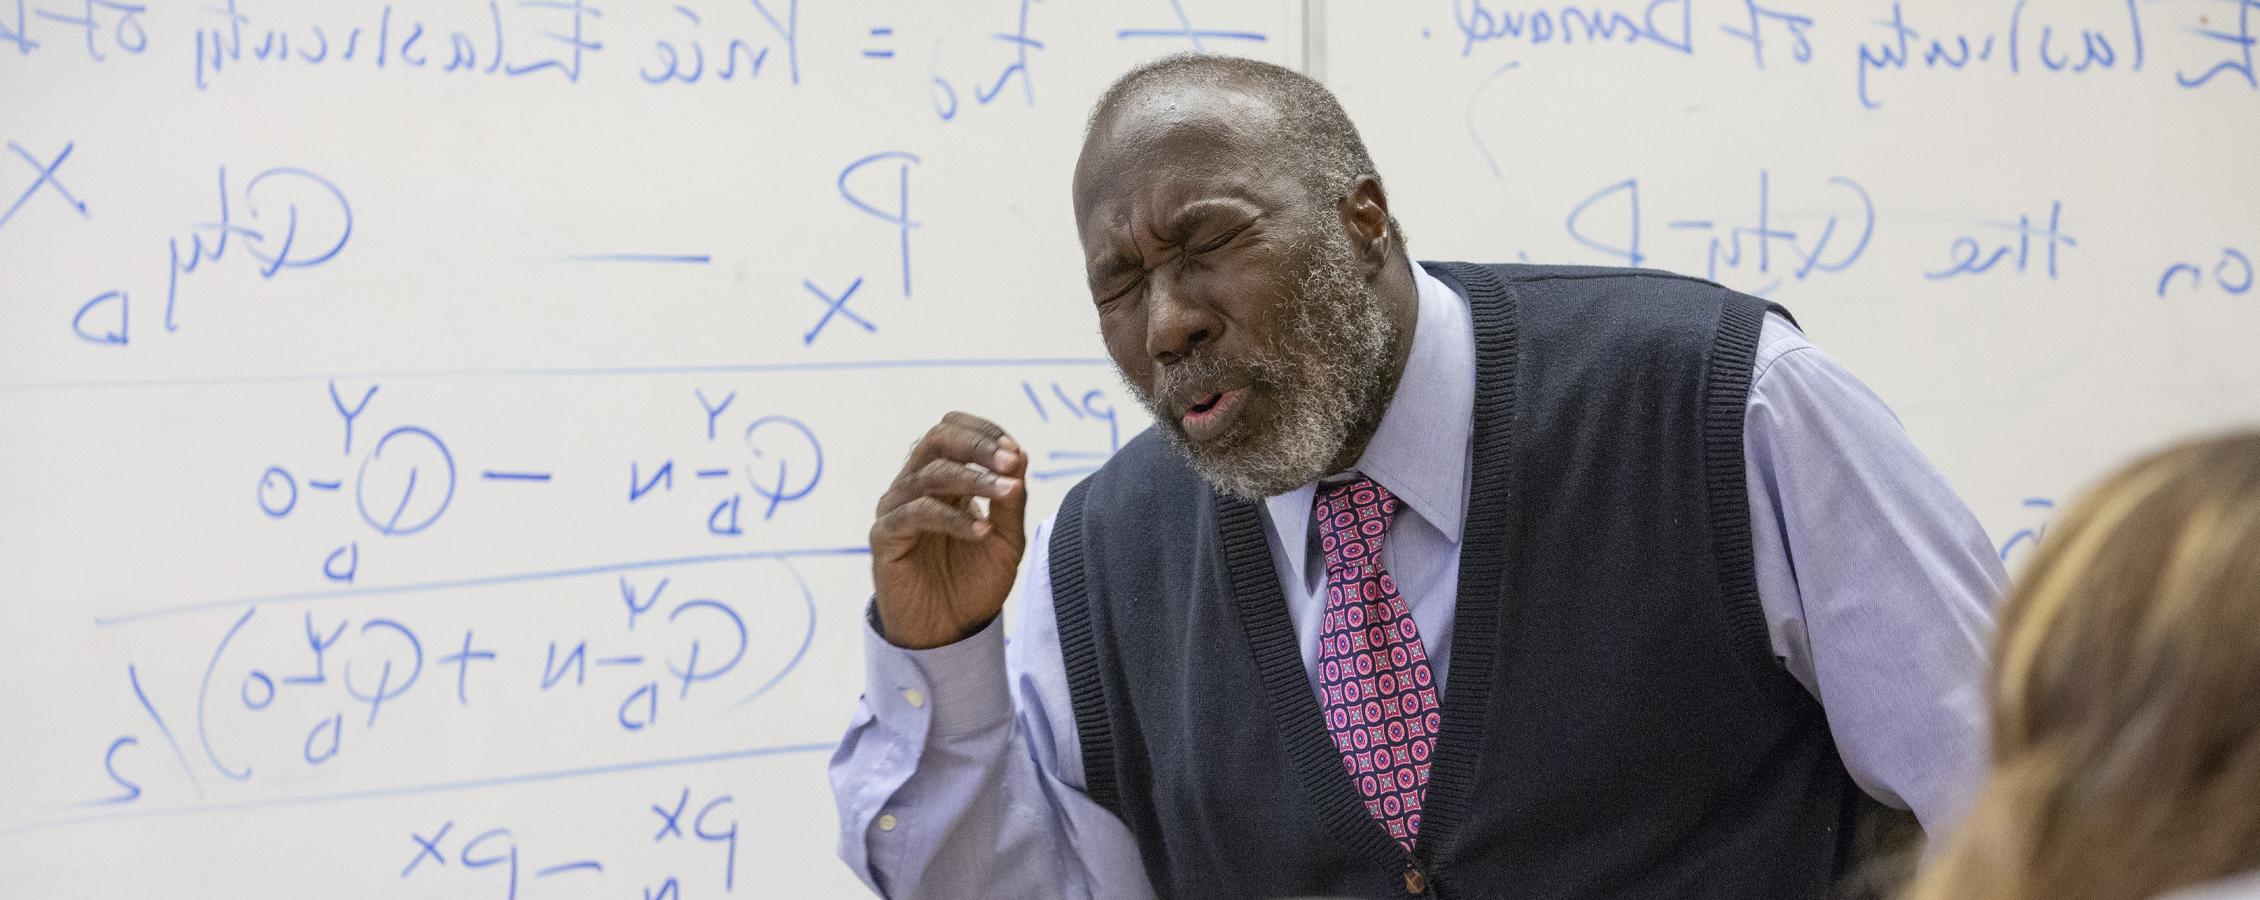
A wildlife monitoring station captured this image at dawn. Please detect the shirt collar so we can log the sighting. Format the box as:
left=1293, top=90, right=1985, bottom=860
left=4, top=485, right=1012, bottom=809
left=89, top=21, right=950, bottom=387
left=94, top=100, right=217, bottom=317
left=1263, top=262, right=1476, bottom=585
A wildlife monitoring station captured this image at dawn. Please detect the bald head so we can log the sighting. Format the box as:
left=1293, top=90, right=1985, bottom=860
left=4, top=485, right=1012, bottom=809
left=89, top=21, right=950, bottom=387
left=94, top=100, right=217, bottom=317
left=1075, top=53, right=1404, bottom=248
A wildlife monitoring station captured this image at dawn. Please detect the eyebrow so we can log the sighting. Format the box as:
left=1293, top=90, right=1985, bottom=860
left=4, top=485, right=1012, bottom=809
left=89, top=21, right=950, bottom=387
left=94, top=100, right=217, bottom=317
left=1165, top=198, right=1262, bottom=239
left=1089, top=249, right=1146, bottom=290
left=1088, top=198, right=1265, bottom=288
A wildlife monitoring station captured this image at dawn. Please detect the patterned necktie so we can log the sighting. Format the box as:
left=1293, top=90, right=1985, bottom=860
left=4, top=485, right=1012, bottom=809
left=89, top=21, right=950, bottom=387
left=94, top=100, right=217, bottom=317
left=1313, top=475, right=1440, bottom=853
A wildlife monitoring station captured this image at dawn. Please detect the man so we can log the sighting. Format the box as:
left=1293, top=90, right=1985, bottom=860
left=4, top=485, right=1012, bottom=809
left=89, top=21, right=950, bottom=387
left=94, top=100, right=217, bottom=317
left=831, top=54, right=2003, bottom=899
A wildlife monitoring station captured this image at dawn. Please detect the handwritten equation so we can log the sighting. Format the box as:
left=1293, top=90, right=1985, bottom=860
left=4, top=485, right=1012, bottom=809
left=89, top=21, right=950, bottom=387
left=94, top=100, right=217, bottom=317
left=1438, top=0, right=2258, bottom=103
left=243, top=381, right=824, bottom=583
left=91, top=566, right=811, bottom=804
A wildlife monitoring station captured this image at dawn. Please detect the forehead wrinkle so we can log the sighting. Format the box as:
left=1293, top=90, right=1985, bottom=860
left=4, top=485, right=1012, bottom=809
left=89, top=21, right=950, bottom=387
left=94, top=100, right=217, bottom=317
left=1085, top=134, right=1289, bottom=239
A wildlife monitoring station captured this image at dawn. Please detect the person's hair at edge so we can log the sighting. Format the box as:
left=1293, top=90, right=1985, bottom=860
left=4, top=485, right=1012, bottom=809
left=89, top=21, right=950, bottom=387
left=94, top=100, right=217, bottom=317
left=1905, top=429, right=2260, bottom=900
left=1084, top=52, right=1407, bottom=249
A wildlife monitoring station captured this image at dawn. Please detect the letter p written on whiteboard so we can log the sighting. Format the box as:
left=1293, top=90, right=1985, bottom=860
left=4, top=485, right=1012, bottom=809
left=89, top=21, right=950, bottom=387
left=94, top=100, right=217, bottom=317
left=70, top=164, right=352, bottom=349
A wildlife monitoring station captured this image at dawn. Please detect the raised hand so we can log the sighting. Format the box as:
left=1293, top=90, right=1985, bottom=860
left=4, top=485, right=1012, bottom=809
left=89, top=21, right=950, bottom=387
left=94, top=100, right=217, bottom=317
left=868, top=412, right=1030, bottom=649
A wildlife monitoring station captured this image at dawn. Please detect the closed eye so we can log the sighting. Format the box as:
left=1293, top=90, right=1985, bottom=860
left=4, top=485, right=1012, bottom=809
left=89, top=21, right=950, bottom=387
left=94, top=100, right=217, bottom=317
left=1187, top=222, right=1251, bottom=257
left=1095, top=276, right=1142, bottom=309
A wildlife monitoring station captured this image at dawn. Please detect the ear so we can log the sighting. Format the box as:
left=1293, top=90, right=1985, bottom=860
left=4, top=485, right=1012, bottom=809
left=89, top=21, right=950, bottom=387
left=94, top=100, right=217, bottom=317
left=1338, top=175, right=1394, bottom=278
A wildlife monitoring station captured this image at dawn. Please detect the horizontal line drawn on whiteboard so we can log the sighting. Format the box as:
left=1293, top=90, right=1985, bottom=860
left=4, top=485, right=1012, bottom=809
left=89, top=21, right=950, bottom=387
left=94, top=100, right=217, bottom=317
left=539, top=253, right=713, bottom=264
left=93, top=545, right=872, bottom=628
left=0, top=356, right=1117, bottom=393
left=535, top=861, right=606, bottom=878
left=1113, top=0, right=1266, bottom=51
left=0, top=741, right=836, bottom=840
left=1115, top=28, right=1267, bottom=41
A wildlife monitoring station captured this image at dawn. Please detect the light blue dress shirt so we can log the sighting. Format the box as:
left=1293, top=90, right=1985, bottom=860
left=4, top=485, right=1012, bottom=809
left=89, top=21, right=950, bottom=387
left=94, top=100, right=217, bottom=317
left=830, top=264, right=2008, bottom=900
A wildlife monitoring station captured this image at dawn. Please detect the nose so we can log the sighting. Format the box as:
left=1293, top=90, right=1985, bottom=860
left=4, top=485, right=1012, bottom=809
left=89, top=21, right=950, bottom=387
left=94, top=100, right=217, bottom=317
left=1144, top=269, right=1217, bottom=367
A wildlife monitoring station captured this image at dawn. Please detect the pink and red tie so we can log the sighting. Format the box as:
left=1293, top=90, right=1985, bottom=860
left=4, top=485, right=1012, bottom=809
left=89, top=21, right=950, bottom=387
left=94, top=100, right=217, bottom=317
left=1314, top=476, right=1440, bottom=853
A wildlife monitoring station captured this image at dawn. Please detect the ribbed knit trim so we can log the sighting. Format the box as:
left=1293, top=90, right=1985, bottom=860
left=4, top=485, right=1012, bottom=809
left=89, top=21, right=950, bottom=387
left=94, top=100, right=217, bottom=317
left=1701, top=296, right=1776, bottom=667
left=1216, top=492, right=1410, bottom=868
left=1050, top=479, right=1123, bottom=817
left=1412, top=263, right=1520, bottom=896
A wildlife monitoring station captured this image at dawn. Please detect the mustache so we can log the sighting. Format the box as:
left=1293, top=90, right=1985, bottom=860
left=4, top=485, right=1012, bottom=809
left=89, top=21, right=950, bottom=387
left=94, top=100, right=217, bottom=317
left=1150, top=350, right=1272, bottom=412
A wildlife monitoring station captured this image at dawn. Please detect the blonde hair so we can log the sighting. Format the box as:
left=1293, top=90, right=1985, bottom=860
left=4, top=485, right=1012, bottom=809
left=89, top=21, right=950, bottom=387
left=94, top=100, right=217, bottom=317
left=1907, top=430, right=2260, bottom=900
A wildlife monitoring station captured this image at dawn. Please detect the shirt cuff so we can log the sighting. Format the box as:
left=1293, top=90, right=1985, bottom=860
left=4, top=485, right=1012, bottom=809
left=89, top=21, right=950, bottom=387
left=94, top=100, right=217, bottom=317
left=862, top=609, right=1014, bottom=740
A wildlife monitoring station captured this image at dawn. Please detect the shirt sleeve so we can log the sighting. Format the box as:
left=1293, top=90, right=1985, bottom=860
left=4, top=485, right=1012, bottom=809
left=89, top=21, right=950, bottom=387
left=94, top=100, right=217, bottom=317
left=828, top=514, right=1156, bottom=899
left=1743, top=314, right=2006, bottom=838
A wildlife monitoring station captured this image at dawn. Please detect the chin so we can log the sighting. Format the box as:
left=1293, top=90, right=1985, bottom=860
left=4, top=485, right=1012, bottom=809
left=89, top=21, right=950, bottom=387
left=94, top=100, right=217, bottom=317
left=1176, top=421, right=1335, bottom=501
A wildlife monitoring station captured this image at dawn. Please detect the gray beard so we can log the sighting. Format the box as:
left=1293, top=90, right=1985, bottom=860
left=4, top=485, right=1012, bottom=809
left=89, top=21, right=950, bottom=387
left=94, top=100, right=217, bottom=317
left=1123, top=218, right=1402, bottom=500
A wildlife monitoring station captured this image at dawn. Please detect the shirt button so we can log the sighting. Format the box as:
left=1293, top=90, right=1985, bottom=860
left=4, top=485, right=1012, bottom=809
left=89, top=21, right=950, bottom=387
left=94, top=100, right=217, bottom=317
left=903, top=688, right=926, bottom=708
left=1402, top=866, right=1427, bottom=895
left=878, top=814, right=898, bottom=832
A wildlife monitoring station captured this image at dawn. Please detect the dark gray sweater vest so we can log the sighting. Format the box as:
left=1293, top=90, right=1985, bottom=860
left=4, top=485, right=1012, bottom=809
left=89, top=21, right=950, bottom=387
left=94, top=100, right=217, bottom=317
left=1047, top=262, right=1862, bottom=899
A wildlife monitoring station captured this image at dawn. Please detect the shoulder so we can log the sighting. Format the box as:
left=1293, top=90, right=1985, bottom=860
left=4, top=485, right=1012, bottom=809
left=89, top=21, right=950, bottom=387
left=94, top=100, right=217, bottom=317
left=1429, top=262, right=1770, bottom=383
left=1753, top=312, right=1813, bottom=383
left=1424, top=261, right=1756, bottom=340
left=1745, top=315, right=1895, bottom=417
left=1421, top=260, right=1729, bottom=296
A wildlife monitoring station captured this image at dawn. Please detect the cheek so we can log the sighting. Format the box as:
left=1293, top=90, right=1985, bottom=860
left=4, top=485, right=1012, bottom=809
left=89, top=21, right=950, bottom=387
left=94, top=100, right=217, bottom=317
left=1207, top=253, right=1305, bottom=338
left=1097, top=313, right=1153, bottom=387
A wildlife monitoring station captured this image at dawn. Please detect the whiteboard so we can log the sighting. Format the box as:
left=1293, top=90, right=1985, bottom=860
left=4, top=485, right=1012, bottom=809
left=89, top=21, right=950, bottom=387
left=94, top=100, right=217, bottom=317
left=2, top=0, right=2256, bottom=897
left=0, top=1, right=1288, bottom=896
left=1315, top=0, right=2260, bottom=573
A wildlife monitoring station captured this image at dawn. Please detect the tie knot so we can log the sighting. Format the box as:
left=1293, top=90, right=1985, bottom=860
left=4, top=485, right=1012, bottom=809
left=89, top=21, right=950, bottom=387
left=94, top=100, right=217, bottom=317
left=1314, top=475, right=1399, bottom=575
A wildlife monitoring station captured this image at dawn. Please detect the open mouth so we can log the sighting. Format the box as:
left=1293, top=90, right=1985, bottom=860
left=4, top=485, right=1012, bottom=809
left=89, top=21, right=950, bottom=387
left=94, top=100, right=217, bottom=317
left=1179, top=387, right=1247, bottom=443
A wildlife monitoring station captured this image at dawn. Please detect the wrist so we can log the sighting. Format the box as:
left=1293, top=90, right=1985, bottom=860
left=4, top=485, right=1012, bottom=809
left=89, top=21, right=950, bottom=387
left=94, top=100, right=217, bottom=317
left=870, top=595, right=993, bottom=650
left=859, top=613, right=1014, bottom=739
